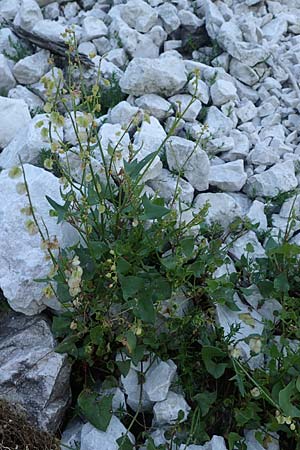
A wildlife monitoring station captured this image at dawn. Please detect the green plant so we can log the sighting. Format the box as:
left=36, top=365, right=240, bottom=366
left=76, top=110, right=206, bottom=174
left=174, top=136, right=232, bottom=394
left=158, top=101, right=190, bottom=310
left=3, top=35, right=32, bottom=62
left=16, top=31, right=300, bottom=450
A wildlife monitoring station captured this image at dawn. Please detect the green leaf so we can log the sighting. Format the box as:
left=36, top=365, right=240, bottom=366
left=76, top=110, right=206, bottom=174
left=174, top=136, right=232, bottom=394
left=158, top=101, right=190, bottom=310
left=193, top=391, right=216, bottom=417
left=46, top=195, right=70, bottom=224
left=125, top=330, right=136, bottom=354
left=135, top=294, right=155, bottom=324
left=116, top=360, right=131, bottom=377
left=78, top=390, right=113, bottom=431
left=55, top=335, right=79, bottom=358
left=279, top=380, right=300, bottom=418
left=52, top=315, right=72, bottom=337
left=123, top=152, right=156, bottom=181
left=201, top=346, right=228, bottom=379
left=117, top=435, right=134, bottom=450
left=140, top=195, right=170, bottom=220
left=274, top=273, right=290, bottom=293
left=181, top=238, right=195, bottom=258
left=90, top=325, right=105, bottom=345
left=117, top=257, right=131, bottom=275
left=119, top=275, right=144, bottom=300
left=228, top=432, right=243, bottom=450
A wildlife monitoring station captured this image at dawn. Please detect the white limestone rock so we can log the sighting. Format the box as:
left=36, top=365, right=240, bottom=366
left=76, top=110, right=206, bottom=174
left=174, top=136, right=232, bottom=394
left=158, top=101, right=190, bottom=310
left=108, top=101, right=139, bottom=127
left=13, top=50, right=50, bottom=85
left=216, top=293, right=264, bottom=369
left=0, top=55, right=16, bottom=95
left=224, top=130, right=250, bottom=161
left=153, top=391, right=191, bottom=425
left=244, top=430, right=279, bottom=450
left=157, top=3, right=181, bottom=34
left=0, top=114, right=63, bottom=168
left=0, top=0, right=21, bottom=21
left=135, top=94, right=172, bottom=120
left=148, top=169, right=194, bottom=205
left=229, top=231, right=266, bottom=261
left=194, top=193, right=242, bottom=229
left=280, top=195, right=300, bottom=219
left=8, top=85, right=44, bottom=111
left=210, top=79, right=237, bottom=106
left=230, top=58, right=259, bottom=87
left=96, top=123, right=130, bottom=173
left=13, top=0, right=43, bottom=32
left=204, top=0, right=225, bottom=40
left=133, top=116, right=165, bottom=181
left=119, top=56, right=187, bottom=97
left=32, top=20, right=67, bottom=42
left=178, top=9, right=203, bottom=32
left=0, top=164, right=77, bottom=315
left=188, top=78, right=210, bottom=104
left=247, top=200, right=268, bottom=231
left=247, top=143, right=279, bottom=167
left=144, top=359, right=177, bottom=402
left=0, top=28, right=20, bottom=56
left=236, top=100, right=257, bottom=123
left=0, top=97, right=31, bottom=149
left=0, top=312, right=71, bottom=432
left=209, top=160, right=247, bottom=192
left=169, top=94, right=202, bottom=122
left=82, top=16, right=108, bottom=41
left=80, top=416, right=135, bottom=450
left=205, top=106, right=233, bottom=137
left=217, top=20, right=269, bottom=67
left=121, top=0, right=158, bottom=33
left=60, top=418, right=83, bottom=450
left=166, top=136, right=210, bottom=191
left=245, top=161, right=298, bottom=198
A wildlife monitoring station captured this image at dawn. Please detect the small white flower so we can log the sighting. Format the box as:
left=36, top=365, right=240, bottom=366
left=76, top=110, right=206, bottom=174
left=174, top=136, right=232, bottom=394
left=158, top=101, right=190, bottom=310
left=249, top=338, right=262, bottom=354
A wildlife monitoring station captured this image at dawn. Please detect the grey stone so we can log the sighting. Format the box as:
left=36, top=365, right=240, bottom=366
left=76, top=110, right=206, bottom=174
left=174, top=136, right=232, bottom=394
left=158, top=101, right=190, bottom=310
left=194, top=192, right=242, bottom=229
left=135, top=94, right=172, bottom=120
left=230, top=58, right=259, bottom=86
left=188, top=78, right=210, bottom=104
left=209, top=160, right=247, bottom=192
left=121, top=0, right=158, bottom=33
left=205, top=106, right=233, bottom=137
left=0, top=96, right=31, bottom=149
left=0, top=312, right=71, bottom=432
left=210, top=79, right=237, bottom=106
left=14, top=0, right=43, bottom=32
left=144, top=359, right=177, bottom=402
left=80, top=416, right=135, bottom=450
left=247, top=200, right=268, bottom=231
left=13, top=50, right=50, bottom=85
left=119, top=56, right=187, bottom=97
left=169, top=94, right=202, bottom=122
left=157, top=3, right=181, bottom=34
left=153, top=391, right=191, bottom=425
left=82, top=16, right=108, bottom=41
left=166, top=136, right=210, bottom=191
left=0, top=164, right=77, bottom=315
left=245, top=161, right=298, bottom=198
left=0, top=55, right=16, bottom=95
left=148, top=169, right=194, bottom=205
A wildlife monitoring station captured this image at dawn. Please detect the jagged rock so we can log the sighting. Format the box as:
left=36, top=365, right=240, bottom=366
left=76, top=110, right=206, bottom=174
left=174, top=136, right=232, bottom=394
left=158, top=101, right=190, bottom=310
left=119, top=56, right=187, bottom=96
left=148, top=169, right=194, bottom=205
left=135, top=94, right=172, bottom=120
left=246, top=200, right=268, bottom=231
left=8, top=85, right=44, bottom=111
left=0, top=114, right=63, bottom=168
left=0, top=312, right=71, bottom=432
left=229, top=230, right=266, bottom=260
left=166, top=136, right=210, bottom=191
left=245, top=161, right=298, bottom=198
left=209, top=160, right=247, bottom=192
left=121, top=0, right=158, bottom=33
left=216, top=293, right=264, bottom=369
left=205, top=106, right=233, bottom=137
left=178, top=9, right=203, bottom=32
left=194, top=192, right=242, bottom=229
left=13, top=50, right=50, bottom=85
left=157, top=3, right=181, bottom=34
left=0, top=54, right=16, bottom=95
left=96, top=123, right=130, bottom=173
left=247, top=143, right=280, bottom=166
left=169, top=94, right=202, bottom=121
left=0, top=97, right=31, bottom=149
left=13, top=0, right=43, bottom=32
left=61, top=418, right=83, bottom=450
left=81, top=17, right=108, bottom=41
left=144, top=359, right=177, bottom=402
left=230, top=58, right=259, bottom=86
left=244, top=430, right=279, bottom=450
left=133, top=116, right=164, bottom=181
left=32, top=19, right=67, bottom=42
left=0, top=164, right=77, bottom=315
left=188, top=78, right=210, bottom=104
left=153, top=391, right=191, bottom=425
left=108, top=101, right=139, bottom=127
left=210, top=79, right=237, bottom=106
left=80, top=416, right=135, bottom=450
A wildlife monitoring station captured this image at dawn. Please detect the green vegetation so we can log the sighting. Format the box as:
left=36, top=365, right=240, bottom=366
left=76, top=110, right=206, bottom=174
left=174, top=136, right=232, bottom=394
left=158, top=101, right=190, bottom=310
left=15, top=31, right=300, bottom=449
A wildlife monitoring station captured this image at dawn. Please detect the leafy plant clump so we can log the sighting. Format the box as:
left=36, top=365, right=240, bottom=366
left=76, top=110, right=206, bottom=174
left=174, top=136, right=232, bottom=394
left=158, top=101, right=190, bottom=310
left=15, top=30, right=300, bottom=450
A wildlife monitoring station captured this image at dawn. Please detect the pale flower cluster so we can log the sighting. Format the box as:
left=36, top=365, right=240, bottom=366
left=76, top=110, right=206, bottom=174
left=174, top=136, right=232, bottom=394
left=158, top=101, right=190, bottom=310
left=65, top=255, right=83, bottom=297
